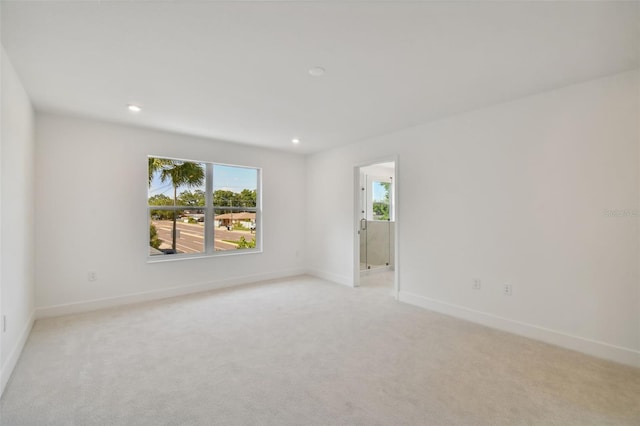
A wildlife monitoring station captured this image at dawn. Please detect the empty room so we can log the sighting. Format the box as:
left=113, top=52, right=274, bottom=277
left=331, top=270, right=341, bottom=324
left=1, top=1, right=639, bottom=425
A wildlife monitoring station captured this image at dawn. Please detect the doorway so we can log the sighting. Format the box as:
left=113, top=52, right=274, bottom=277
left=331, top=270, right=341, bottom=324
left=355, top=160, right=397, bottom=294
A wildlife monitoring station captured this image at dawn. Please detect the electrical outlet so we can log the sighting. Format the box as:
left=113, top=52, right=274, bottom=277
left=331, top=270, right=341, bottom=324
left=88, top=271, right=97, bottom=281
left=472, top=279, right=481, bottom=290
left=503, top=284, right=512, bottom=296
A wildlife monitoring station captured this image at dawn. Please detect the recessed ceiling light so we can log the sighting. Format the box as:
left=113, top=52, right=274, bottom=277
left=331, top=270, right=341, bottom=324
left=308, top=67, right=325, bottom=77
left=127, top=104, right=142, bottom=113
left=292, top=138, right=301, bottom=144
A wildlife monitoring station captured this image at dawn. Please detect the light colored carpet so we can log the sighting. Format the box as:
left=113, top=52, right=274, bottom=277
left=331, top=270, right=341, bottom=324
left=1, top=274, right=639, bottom=425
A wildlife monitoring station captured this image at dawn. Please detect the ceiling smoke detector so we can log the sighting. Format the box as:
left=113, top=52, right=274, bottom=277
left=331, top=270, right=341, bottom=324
left=308, top=67, right=325, bottom=77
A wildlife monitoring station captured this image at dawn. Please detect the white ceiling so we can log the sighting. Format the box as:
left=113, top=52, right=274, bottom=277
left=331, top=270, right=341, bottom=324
left=2, top=1, right=639, bottom=154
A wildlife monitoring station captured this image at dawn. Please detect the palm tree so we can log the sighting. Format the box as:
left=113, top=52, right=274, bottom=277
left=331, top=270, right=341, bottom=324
left=148, top=157, right=170, bottom=186
left=150, top=158, right=205, bottom=252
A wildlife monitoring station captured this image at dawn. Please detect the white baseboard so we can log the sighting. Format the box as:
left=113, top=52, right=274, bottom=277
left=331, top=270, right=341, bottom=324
left=398, top=291, right=640, bottom=369
left=0, top=310, right=35, bottom=397
left=35, top=268, right=306, bottom=319
left=306, top=268, right=354, bottom=287
left=360, top=266, right=393, bottom=277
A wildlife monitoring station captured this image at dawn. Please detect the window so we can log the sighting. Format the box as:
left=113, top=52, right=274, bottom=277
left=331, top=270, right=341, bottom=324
left=148, top=156, right=260, bottom=259
left=364, top=175, right=393, bottom=222
left=371, top=180, right=392, bottom=221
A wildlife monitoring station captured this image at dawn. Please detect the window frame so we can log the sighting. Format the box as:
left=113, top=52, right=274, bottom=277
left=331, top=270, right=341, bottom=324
left=147, top=156, right=262, bottom=262
left=367, top=175, right=394, bottom=222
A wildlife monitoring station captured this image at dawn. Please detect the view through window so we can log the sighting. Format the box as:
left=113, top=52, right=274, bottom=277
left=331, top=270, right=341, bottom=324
left=372, top=180, right=391, bottom=221
left=148, top=156, right=260, bottom=258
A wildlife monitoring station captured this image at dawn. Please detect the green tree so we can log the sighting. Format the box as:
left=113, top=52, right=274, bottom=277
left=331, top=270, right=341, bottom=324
left=213, top=190, right=239, bottom=214
left=213, top=190, right=238, bottom=206
left=148, top=157, right=173, bottom=186
left=149, top=194, right=173, bottom=205
left=372, top=182, right=391, bottom=220
left=154, top=159, right=205, bottom=252
left=237, top=236, right=256, bottom=249
left=148, top=194, right=174, bottom=220
left=372, top=202, right=389, bottom=220
left=381, top=182, right=391, bottom=202
left=178, top=189, right=205, bottom=208
left=149, top=224, right=162, bottom=249
left=238, top=189, right=257, bottom=207
left=213, top=189, right=256, bottom=215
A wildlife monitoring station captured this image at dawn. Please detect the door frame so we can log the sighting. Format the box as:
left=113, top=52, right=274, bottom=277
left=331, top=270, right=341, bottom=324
left=353, top=156, right=399, bottom=298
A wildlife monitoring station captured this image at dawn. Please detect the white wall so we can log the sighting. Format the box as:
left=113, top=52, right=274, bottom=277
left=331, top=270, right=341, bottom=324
left=306, top=70, right=640, bottom=367
left=35, top=113, right=306, bottom=316
left=0, top=48, right=36, bottom=394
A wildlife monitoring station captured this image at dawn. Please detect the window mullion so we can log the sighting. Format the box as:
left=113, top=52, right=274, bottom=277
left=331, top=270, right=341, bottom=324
left=204, top=163, right=214, bottom=253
